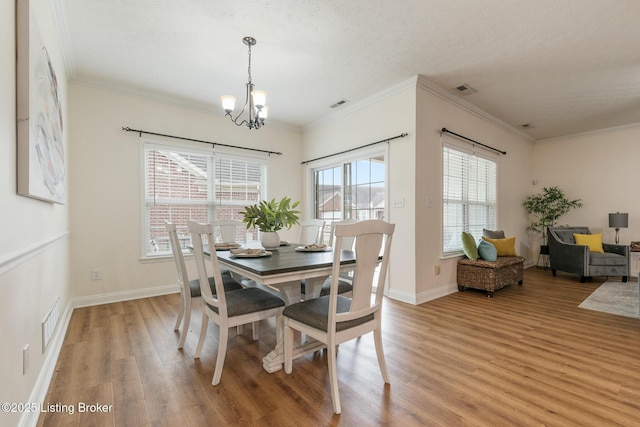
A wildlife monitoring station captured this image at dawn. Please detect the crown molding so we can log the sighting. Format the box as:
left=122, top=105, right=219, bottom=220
left=536, top=121, right=640, bottom=144
left=69, top=78, right=300, bottom=132
left=51, top=0, right=76, bottom=79
left=303, top=76, right=419, bottom=131
left=415, top=75, right=535, bottom=142
left=303, top=75, right=534, bottom=142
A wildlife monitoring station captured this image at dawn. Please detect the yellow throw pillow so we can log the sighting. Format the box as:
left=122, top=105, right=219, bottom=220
left=573, top=233, right=604, bottom=253
left=481, top=236, right=517, bottom=256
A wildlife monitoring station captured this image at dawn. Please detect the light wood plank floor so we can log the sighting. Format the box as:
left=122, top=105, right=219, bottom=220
left=39, top=268, right=640, bottom=426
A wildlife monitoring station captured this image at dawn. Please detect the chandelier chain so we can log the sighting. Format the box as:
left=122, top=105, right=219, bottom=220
left=247, top=42, right=252, bottom=85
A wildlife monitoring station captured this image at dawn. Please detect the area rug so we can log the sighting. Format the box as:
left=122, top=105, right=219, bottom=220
left=579, top=281, right=639, bottom=318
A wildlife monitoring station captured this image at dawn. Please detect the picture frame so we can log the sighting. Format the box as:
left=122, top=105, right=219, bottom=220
left=16, top=0, right=66, bottom=204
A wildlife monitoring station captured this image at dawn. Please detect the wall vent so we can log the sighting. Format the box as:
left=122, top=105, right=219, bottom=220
left=42, top=296, right=60, bottom=352
left=454, top=84, right=477, bottom=95
left=330, top=99, right=348, bottom=108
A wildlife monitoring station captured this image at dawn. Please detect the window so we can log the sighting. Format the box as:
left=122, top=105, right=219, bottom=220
left=311, top=151, right=386, bottom=242
left=143, top=141, right=267, bottom=257
left=442, top=139, right=497, bottom=256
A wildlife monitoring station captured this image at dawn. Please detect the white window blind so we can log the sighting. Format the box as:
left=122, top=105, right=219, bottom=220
left=143, top=142, right=267, bottom=257
left=442, top=139, right=497, bottom=256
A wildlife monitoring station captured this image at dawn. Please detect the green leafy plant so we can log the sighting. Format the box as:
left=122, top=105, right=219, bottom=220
left=522, top=186, right=583, bottom=245
left=241, top=197, right=301, bottom=232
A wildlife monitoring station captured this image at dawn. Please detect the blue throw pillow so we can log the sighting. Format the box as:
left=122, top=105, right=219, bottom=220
left=461, top=231, right=478, bottom=260
left=478, top=240, right=498, bottom=261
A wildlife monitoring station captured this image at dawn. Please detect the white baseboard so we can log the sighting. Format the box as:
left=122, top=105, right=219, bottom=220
left=19, top=284, right=179, bottom=427
left=387, top=283, right=458, bottom=305
left=71, top=283, right=180, bottom=308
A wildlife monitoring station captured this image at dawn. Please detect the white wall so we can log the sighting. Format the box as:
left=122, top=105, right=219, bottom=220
left=532, top=124, right=640, bottom=245
left=0, top=1, right=71, bottom=425
left=415, top=78, right=534, bottom=303
left=302, top=82, right=417, bottom=303
left=68, top=84, right=304, bottom=301
left=303, top=77, right=534, bottom=305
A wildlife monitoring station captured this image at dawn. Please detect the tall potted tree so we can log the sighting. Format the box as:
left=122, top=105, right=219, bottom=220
left=241, top=197, right=300, bottom=249
left=522, top=186, right=583, bottom=253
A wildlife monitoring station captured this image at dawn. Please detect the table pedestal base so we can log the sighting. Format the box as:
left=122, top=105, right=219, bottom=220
left=262, top=338, right=326, bottom=373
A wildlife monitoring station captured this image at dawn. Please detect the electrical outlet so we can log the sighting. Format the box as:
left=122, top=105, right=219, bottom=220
left=434, top=264, right=441, bottom=275
left=91, top=269, right=103, bottom=280
left=23, top=344, right=29, bottom=375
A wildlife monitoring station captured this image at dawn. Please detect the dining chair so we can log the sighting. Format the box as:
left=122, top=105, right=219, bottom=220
left=165, top=221, right=244, bottom=350
left=212, top=219, right=246, bottom=278
left=212, top=219, right=245, bottom=243
left=328, top=218, right=359, bottom=250
left=301, top=218, right=358, bottom=299
left=299, top=218, right=326, bottom=245
left=188, top=220, right=285, bottom=385
left=283, top=219, right=395, bottom=414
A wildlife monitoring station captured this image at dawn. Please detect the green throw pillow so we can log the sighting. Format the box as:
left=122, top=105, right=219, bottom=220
left=478, top=240, right=497, bottom=261
left=461, top=231, right=478, bottom=260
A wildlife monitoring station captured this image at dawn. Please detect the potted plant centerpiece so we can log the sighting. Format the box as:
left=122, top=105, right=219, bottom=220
left=241, top=197, right=301, bottom=249
left=522, top=186, right=583, bottom=254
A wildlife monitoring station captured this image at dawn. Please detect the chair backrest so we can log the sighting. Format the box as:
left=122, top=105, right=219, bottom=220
left=188, top=221, right=227, bottom=317
left=329, top=218, right=359, bottom=249
left=549, top=226, right=591, bottom=245
left=299, top=219, right=325, bottom=245
left=212, top=219, right=245, bottom=243
left=329, top=220, right=395, bottom=325
left=165, top=221, right=189, bottom=289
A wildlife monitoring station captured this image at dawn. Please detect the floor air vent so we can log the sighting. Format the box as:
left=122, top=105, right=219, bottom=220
left=42, top=296, right=60, bottom=352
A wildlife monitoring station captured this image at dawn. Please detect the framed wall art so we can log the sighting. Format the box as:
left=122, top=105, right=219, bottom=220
left=16, top=0, right=66, bottom=204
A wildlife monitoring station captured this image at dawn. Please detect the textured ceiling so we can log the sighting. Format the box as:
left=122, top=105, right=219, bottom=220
left=56, top=0, right=640, bottom=140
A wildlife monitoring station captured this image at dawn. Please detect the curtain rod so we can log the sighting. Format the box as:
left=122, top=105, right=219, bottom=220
left=301, top=133, right=408, bottom=165
left=121, top=126, right=283, bottom=156
left=440, top=128, right=506, bottom=155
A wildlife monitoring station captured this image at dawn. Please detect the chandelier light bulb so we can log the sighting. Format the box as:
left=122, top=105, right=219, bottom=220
left=221, top=95, right=236, bottom=113
left=258, top=106, right=268, bottom=120
left=251, top=90, right=267, bottom=110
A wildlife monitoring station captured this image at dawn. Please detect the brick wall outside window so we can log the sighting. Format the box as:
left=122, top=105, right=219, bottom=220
left=144, top=143, right=266, bottom=256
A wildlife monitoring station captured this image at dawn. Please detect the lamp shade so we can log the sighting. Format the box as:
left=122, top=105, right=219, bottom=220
left=251, top=90, right=267, bottom=109
left=609, top=212, right=628, bottom=228
left=221, top=95, right=236, bottom=113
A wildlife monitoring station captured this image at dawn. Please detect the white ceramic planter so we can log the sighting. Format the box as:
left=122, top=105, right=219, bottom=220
left=261, top=231, right=280, bottom=250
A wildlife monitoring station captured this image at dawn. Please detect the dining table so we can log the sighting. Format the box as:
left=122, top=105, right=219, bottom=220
left=206, top=241, right=357, bottom=373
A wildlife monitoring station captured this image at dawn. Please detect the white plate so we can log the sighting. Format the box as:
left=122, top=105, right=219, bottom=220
left=231, top=250, right=272, bottom=258
left=279, top=240, right=291, bottom=246
left=295, top=246, right=332, bottom=252
left=214, top=243, right=242, bottom=250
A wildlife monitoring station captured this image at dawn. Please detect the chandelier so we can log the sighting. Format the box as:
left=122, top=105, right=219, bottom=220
left=220, top=37, right=268, bottom=130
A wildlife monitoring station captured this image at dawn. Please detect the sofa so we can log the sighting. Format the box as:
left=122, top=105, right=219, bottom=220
left=547, top=226, right=629, bottom=283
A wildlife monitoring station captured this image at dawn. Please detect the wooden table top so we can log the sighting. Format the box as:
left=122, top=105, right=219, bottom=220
left=213, top=243, right=356, bottom=277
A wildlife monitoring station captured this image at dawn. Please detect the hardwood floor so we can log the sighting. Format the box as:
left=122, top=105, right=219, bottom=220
left=39, top=268, right=640, bottom=426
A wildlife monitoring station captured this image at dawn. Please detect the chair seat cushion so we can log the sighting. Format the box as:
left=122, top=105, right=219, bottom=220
left=319, top=278, right=353, bottom=296
left=301, top=277, right=353, bottom=296
left=207, top=287, right=284, bottom=317
left=189, top=275, right=243, bottom=298
left=283, top=295, right=374, bottom=332
left=590, top=252, right=627, bottom=266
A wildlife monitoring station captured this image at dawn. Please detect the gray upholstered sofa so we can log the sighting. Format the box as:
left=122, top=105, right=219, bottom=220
left=547, top=226, right=629, bottom=283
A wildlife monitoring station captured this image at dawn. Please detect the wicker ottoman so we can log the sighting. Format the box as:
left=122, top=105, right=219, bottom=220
left=457, top=256, right=525, bottom=297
